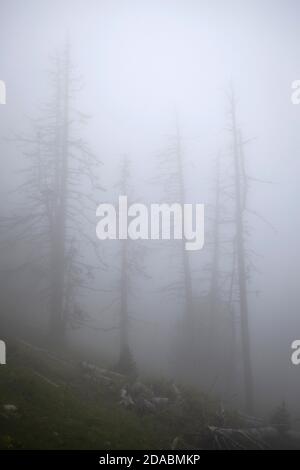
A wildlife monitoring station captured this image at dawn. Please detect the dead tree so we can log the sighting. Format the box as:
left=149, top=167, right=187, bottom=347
left=156, top=118, right=194, bottom=375
left=228, top=89, right=254, bottom=413
left=114, top=156, right=148, bottom=374
left=201, top=152, right=239, bottom=398
left=209, top=88, right=272, bottom=410
left=174, top=123, right=194, bottom=335
left=3, top=43, right=103, bottom=346
left=208, top=154, right=221, bottom=339
left=116, top=157, right=133, bottom=373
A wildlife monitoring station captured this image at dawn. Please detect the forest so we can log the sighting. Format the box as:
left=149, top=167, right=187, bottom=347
left=0, top=0, right=300, bottom=451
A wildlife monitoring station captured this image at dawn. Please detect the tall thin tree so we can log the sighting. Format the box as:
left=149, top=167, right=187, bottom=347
left=228, top=89, right=254, bottom=412
left=3, top=43, right=103, bottom=346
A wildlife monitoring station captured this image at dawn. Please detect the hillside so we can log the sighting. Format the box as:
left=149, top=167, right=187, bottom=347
left=0, top=339, right=298, bottom=450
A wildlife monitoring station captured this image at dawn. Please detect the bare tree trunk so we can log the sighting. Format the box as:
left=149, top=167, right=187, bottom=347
left=118, top=236, right=131, bottom=370
left=230, top=95, right=254, bottom=413
left=6, top=42, right=102, bottom=346
left=116, top=157, right=135, bottom=374
left=175, top=122, right=193, bottom=333
left=49, top=45, right=70, bottom=344
left=209, top=154, right=221, bottom=340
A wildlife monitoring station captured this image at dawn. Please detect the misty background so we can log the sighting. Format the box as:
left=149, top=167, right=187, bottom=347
left=0, top=0, right=300, bottom=419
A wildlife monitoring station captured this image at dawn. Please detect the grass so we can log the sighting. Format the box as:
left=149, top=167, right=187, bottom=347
left=0, top=341, right=239, bottom=450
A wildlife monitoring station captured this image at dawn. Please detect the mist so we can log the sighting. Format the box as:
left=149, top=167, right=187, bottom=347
left=0, top=0, right=300, bottom=451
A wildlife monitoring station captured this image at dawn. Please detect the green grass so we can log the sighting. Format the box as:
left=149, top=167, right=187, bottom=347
left=0, top=365, right=171, bottom=449
left=0, top=343, right=239, bottom=450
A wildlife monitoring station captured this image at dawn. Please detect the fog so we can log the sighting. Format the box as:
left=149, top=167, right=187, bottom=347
left=0, top=0, right=300, bottom=439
